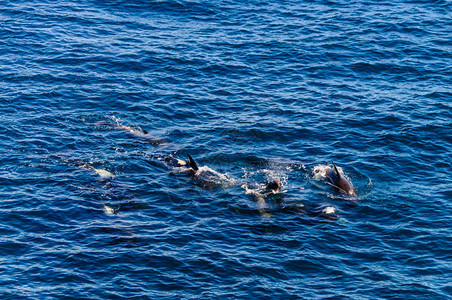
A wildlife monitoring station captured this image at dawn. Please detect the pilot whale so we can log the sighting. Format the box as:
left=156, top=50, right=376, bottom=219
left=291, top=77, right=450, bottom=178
left=312, top=203, right=340, bottom=222
left=51, top=154, right=120, bottom=214
left=96, top=121, right=169, bottom=145
left=185, top=154, right=236, bottom=188
left=52, top=155, right=116, bottom=180
left=186, top=154, right=214, bottom=183
left=265, top=180, right=282, bottom=193
left=242, top=179, right=283, bottom=218
left=326, top=163, right=356, bottom=197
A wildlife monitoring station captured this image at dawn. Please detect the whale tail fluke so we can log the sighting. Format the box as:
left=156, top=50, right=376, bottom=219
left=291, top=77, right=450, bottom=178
left=187, top=154, right=199, bottom=171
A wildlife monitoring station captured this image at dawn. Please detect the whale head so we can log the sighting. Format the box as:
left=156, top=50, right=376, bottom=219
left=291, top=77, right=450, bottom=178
left=265, top=180, right=282, bottom=193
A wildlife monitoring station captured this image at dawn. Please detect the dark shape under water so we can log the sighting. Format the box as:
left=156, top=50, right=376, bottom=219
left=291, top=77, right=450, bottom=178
left=96, top=121, right=169, bottom=145
left=312, top=203, right=340, bottom=222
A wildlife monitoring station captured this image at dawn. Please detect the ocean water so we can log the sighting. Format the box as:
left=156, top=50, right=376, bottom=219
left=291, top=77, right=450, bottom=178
left=1, top=0, right=451, bottom=298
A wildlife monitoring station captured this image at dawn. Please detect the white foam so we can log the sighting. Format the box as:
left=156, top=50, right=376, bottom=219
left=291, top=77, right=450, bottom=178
left=241, top=183, right=264, bottom=195
left=93, top=167, right=115, bottom=179
left=197, top=166, right=237, bottom=187
left=312, top=164, right=334, bottom=180
left=322, top=206, right=336, bottom=214
left=103, top=204, right=116, bottom=215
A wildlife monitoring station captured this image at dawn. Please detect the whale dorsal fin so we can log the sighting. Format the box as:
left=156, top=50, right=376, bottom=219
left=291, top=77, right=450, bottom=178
left=187, top=154, right=199, bottom=171
left=332, top=162, right=341, bottom=178
left=143, top=129, right=149, bottom=134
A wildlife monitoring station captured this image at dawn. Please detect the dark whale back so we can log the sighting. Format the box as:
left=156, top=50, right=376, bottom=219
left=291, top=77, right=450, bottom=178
left=313, top=203, right=340, bottom=221
left=327, top=163, right=356, bottom=197
left=185, top=154, right=219, bottom=188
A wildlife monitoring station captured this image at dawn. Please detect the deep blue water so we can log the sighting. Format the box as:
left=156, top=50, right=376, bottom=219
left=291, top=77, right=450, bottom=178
left=1, top=0, right=451, bottom=298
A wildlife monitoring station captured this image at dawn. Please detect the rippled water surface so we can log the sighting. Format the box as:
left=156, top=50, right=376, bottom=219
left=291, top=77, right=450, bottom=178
left=1, top=0, right=451, bottom=298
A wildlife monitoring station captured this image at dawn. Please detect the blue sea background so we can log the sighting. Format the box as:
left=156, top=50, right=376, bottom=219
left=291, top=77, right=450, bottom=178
left=1, top=0, right=451, bottom=299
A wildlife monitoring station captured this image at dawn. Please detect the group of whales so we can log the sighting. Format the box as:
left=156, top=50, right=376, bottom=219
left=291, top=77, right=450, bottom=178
left=89, top=121, right=358, bottom=221
left=167, top=153, right=356, bottom=221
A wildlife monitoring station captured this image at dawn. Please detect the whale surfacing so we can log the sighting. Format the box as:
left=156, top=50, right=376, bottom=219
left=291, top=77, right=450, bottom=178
left=185, top=154, right=236, bottom=188
left=187, top=154, right=199, bottom=172
left=326, top=163, right=356, bottom=197
left=313, top=203, right=340, bottom=221
left=96, top=121, right=169, bottom=145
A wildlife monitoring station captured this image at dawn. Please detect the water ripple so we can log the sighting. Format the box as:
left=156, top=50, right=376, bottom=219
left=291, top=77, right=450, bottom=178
left=0, top=0, right=451, bottom=298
